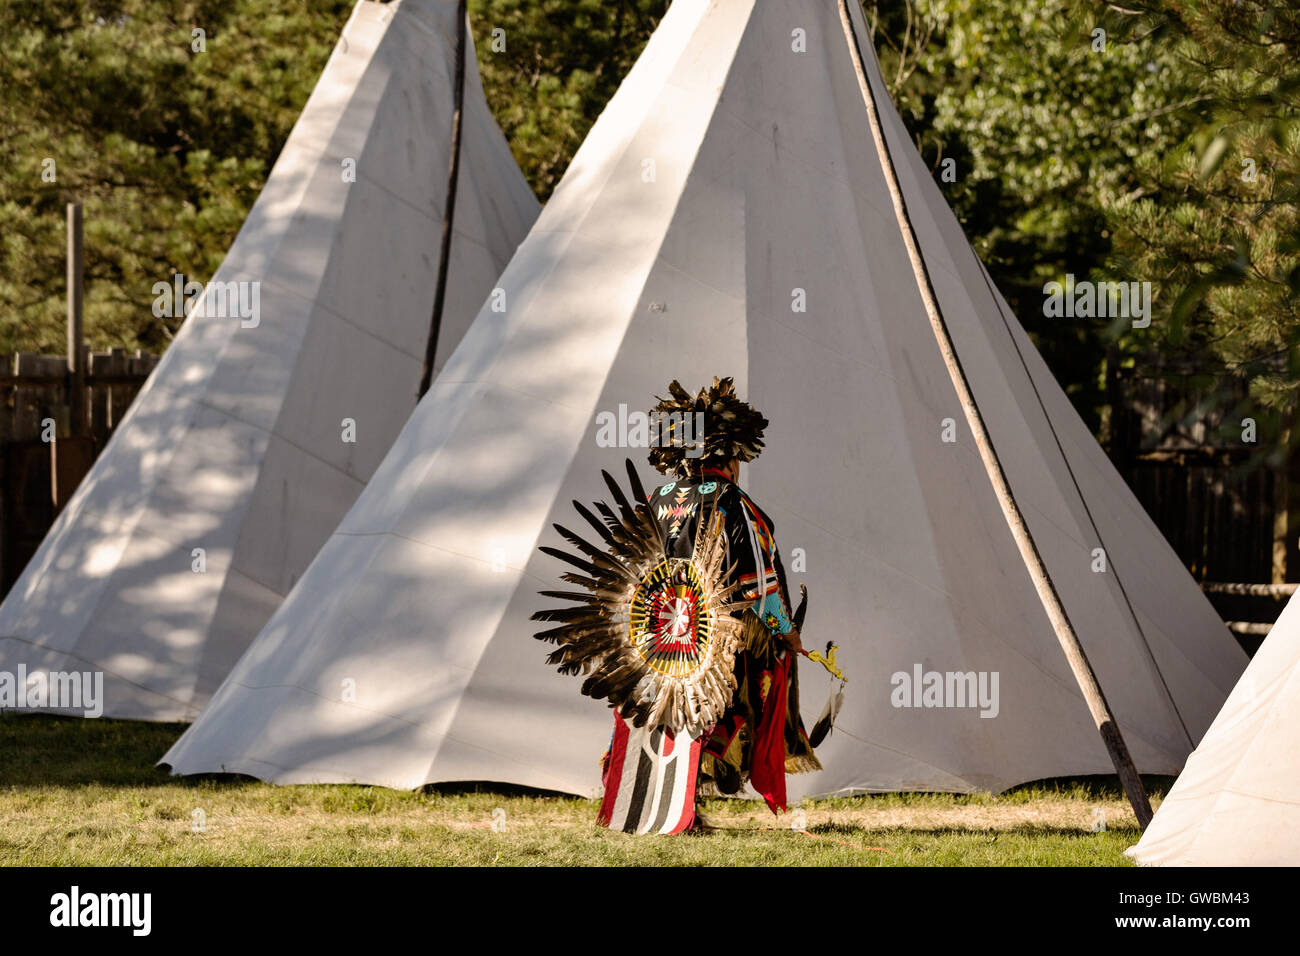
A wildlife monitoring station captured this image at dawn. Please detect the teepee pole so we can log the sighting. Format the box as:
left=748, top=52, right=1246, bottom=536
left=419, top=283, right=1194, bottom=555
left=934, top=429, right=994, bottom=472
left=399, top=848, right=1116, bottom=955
left=418, top=0, right=469, bottom=398
left=837, top=1, right=1153, bottom=829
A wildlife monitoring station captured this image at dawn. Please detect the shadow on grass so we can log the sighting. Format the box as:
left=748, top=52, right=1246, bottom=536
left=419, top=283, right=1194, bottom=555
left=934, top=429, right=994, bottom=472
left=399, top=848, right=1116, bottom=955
left=421, top=781, right=580, bottom=800
left=0, top=713, right=205, bottom=789
left=1001, top=775, right=1177, bottom=802
left=0, top=713, right=581, bottom=799
left=0, top=712, right=1178, bottom=814
left=806, top=821, right=1142, bottom=839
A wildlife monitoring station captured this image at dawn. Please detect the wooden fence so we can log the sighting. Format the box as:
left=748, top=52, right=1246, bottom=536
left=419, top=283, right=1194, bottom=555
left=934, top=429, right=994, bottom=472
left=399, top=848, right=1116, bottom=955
left=0, top=349, right=158, bottom=591
left=1120, top=449, right=1278, bottom=584
left=1106, top=349, right=1296, bottom=641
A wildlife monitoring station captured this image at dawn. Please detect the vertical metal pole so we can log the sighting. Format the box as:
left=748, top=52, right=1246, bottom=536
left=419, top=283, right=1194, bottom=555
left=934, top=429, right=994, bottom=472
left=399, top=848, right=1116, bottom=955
left=838, top=1, right=1153, bottom=828
left=418, top=0, right=469, bottom=399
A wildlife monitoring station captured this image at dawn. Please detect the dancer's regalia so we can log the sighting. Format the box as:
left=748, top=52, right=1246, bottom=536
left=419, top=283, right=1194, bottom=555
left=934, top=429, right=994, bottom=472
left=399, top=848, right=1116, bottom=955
left=532, top=378, right=822, bottom=834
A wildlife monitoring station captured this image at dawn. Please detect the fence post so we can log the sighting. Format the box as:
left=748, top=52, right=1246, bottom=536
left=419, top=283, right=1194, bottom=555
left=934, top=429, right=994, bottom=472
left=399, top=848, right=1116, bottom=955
left=66, top=202, right=86, bottom=438
left=52, top=202, right=94, bottom=513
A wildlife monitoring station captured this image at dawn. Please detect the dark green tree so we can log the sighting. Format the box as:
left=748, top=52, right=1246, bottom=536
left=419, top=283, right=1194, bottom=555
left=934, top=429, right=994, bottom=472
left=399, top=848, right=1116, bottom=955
left=0, top=0, right=353, bottom=353
left=868, top=0, right=1195, bottom=433
left=1101, top=1, right=1299, bottom=435
left=470, top=0, right=667, bottom=198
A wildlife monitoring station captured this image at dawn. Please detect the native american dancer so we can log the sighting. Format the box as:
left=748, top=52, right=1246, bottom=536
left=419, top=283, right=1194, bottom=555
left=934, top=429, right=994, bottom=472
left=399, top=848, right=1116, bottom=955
left=532, top=378, right=828, bottom=834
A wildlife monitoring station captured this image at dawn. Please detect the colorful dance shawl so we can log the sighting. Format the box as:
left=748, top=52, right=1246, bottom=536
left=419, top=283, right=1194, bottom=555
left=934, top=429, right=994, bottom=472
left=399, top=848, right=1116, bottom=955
left=532, top=460, right=819, bottom=833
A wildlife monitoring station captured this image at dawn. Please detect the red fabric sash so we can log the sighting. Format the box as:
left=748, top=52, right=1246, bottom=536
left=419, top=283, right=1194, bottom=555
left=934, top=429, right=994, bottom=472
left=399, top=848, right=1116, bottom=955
left=750, top=652, right=790, bottom=814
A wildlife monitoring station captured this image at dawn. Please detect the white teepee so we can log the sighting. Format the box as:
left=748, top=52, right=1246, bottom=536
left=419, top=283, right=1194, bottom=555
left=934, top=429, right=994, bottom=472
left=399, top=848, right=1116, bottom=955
left=0, top=0, right=539, bottom=721
left=1127, top=591, right=1300, bottom=865
left=162, top=0, right=1245, bottom=794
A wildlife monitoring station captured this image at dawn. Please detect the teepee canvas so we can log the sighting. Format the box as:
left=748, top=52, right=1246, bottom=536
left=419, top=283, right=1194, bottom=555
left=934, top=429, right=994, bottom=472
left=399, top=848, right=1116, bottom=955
left=1127, top=591, right=1300, bottom=865
left=0, top=0, right=539, bottom=721
left=162, top=0, right=1245, bottom=794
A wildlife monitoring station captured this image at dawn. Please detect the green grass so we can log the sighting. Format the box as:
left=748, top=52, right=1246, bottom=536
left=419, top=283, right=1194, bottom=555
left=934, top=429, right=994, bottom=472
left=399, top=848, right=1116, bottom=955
left=0, top=714, right=1163, bottom=865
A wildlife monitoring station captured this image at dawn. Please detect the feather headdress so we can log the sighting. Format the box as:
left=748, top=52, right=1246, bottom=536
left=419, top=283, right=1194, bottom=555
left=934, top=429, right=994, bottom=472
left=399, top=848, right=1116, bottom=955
left=647, top=376, right=768, bottom=478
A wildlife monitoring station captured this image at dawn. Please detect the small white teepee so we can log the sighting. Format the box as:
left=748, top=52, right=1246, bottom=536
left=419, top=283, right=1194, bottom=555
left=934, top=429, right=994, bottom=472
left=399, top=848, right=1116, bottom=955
left=162, top=0, right=1245, bottom=793
left=0, top=0, right=539, bottom=720
left=1128, top=591, right=1300, bottom=866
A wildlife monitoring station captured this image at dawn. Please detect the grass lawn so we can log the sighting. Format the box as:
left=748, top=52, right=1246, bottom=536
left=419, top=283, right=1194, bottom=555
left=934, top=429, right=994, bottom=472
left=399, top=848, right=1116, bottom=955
left=0, top=714, right=1162, bottom=866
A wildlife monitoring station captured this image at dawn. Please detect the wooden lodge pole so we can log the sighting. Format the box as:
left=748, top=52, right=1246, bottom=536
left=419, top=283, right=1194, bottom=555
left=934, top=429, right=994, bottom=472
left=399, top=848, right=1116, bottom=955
left=417, top=0, right=469, bottom=399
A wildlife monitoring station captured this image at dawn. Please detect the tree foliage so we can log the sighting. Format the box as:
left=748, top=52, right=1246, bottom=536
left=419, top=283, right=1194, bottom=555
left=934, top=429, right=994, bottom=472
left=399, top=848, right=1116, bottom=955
left=0, top=0, right=352, bottom=353
left=1099, top=1, right=1300, bottom=451
left=869, top=0, right=1195, bottom=431
left=1, top=0, right=1294, bottom=455
left=471, top=0, right=667, bottom=199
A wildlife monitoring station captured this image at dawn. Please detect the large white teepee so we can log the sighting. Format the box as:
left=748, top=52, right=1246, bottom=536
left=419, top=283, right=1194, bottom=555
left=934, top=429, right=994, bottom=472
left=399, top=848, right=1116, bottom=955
left=1127, top=591, right=1300, bottom=865
left=163, top=0, right=1245, bottom=794
left=0, top=0, right=538, bottom=721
